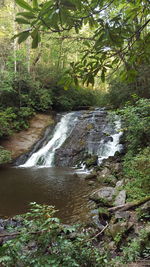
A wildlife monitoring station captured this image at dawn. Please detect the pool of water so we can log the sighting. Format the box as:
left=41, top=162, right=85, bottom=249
left=0, top=166, right=97, bottom=224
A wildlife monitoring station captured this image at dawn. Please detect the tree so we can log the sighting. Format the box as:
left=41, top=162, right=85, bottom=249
left=14, top=0, right=150, bottom=85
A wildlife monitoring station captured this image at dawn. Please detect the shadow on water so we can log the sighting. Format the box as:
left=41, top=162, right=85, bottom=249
left=0, top=166, right=96, bottom=224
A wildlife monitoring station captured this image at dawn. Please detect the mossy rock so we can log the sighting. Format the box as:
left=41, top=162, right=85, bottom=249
left=85, top=155, right=98, bottom=168
left=100, top=175, right=117, bottom=186
left=90, top=196, right=113, bottom=207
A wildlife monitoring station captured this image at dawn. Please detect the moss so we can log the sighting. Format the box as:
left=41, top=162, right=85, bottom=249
left=85, top=155, right=98, bottom=168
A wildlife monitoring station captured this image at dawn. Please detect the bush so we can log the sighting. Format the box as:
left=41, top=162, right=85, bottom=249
left=123, top=147, right=150, bottom=201
left=0, top=107, right=34, bottom=138
left=119, top=98, right=150, bottom=155
left=0, top=203, right=108, bottom=267
left=0, top=146, right=11, bottom=164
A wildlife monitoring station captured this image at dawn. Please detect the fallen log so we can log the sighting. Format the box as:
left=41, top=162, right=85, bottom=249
left=108, top=196, right=150, bottom=212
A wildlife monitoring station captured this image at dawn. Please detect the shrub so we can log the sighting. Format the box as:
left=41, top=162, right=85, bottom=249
left=119, top=98, right=150, bottom=155
left=0, top=146, right=11, bottom=164
left=123, top=147, right=150, bottom=201
left=0, top=203, right=108, bottom=267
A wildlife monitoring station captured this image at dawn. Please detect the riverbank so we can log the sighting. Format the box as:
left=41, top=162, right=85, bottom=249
left=0, top=113, right=54, bottom=161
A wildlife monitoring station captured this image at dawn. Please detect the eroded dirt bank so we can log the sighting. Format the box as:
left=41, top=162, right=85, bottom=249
left=0, top=113, right=54, bottom=160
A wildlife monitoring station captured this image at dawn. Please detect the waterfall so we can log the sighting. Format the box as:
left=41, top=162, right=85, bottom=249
left=20, top=112, right=78, bottom=167
left=97, top=116, right=123, bottom=164
left=87, top=113, right=123, bottom=165
left=19, top=109, right=123, bottom=168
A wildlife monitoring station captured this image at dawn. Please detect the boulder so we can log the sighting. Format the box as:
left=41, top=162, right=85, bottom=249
left=114, top=190, right=126, bottom=206
left=107, top=221, right=133, bottom=240
left=90, top=187, right=115, bottom=206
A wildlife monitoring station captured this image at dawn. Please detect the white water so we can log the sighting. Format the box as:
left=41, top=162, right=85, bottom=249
left=20, top=112, right=78, bottom=167
left=20, top=110, right=122, bottom=169
left=97, top=116, right=123, bottom=164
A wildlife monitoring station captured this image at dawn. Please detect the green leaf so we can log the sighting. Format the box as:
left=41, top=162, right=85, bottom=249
left=32, top=32, right=40, bottom=48
left=17, top=12, right=35, bottom=19
left=18, top=31, right=30, bottom=44
left=33, top=0, right=38, bottom=9
left=15, top=0, right=33, bottom=11
left=15, top=18, right=30, bottom=24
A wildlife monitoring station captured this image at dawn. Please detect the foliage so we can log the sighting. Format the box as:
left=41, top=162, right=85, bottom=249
left=15, top=0, right=150, bottom=85
left=0, top=107, right=34, bottom=138
left=123, top=147, right=150, bottom=201
left=119, top=98, right=150, bottom=154
left=0, top=146, right=11, bottom=164
left=0, top=202, right=108, bottom=267
left=106, top=63, right=150, bottom=108
left=120, top=227, right=150, bottom=263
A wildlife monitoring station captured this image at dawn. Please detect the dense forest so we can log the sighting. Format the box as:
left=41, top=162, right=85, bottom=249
left=0, top=0, right=150, bottom=266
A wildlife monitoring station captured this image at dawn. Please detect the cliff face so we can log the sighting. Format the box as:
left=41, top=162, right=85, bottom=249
left=0, top=113, right=54, bottom=160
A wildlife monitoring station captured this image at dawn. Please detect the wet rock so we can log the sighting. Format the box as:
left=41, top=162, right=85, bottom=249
left=85, top=155, right=98, bottom=168
left=103, top=136, right=113, bottom=143
left=84, top=172, right=97, bottom=180
left=54, top=109, right=108, bottom=167
left=114, top=190, right=126, bottom=206
left=88, top=180, right=95, bottom=186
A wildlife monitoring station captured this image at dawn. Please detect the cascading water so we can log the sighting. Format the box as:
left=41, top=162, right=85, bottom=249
left=97, top=117, right=123, bottom=164
left=19, top=108, right=123, bottom=168
left=20, top=112, right=78, bottom=167
left=87, top=113, right=123, bottom=164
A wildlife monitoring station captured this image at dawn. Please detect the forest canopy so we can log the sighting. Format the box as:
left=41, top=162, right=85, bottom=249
left=15, top=0, right=150, bottom=84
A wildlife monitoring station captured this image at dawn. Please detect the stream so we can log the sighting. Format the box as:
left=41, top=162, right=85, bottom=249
left=0, top=108, right=122, bottom=224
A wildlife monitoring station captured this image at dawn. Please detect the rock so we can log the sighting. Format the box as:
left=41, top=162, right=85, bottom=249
left=84, top=173, right=97, bottom=180
left=107, top=221, right=133, bottom=240
left=90, top=187, right=115, bottom=206
left=140, top=200, right=150, bottom=213
left=115, top=179, right=124, bottom=188
left=115, top=211, right=130, bottom=220
left=99, top=175, right=117, bottom=186
left=114, top=190, right=126, bottom=206
left=103, top=136, right=113, bottom=143
left=113, top=163, right=122, bottom=173
left=85, top=155, right=98, bottom=168
left=97, top=168, right=112, bottom=182
left=88, top=180, right=95, bottom=186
